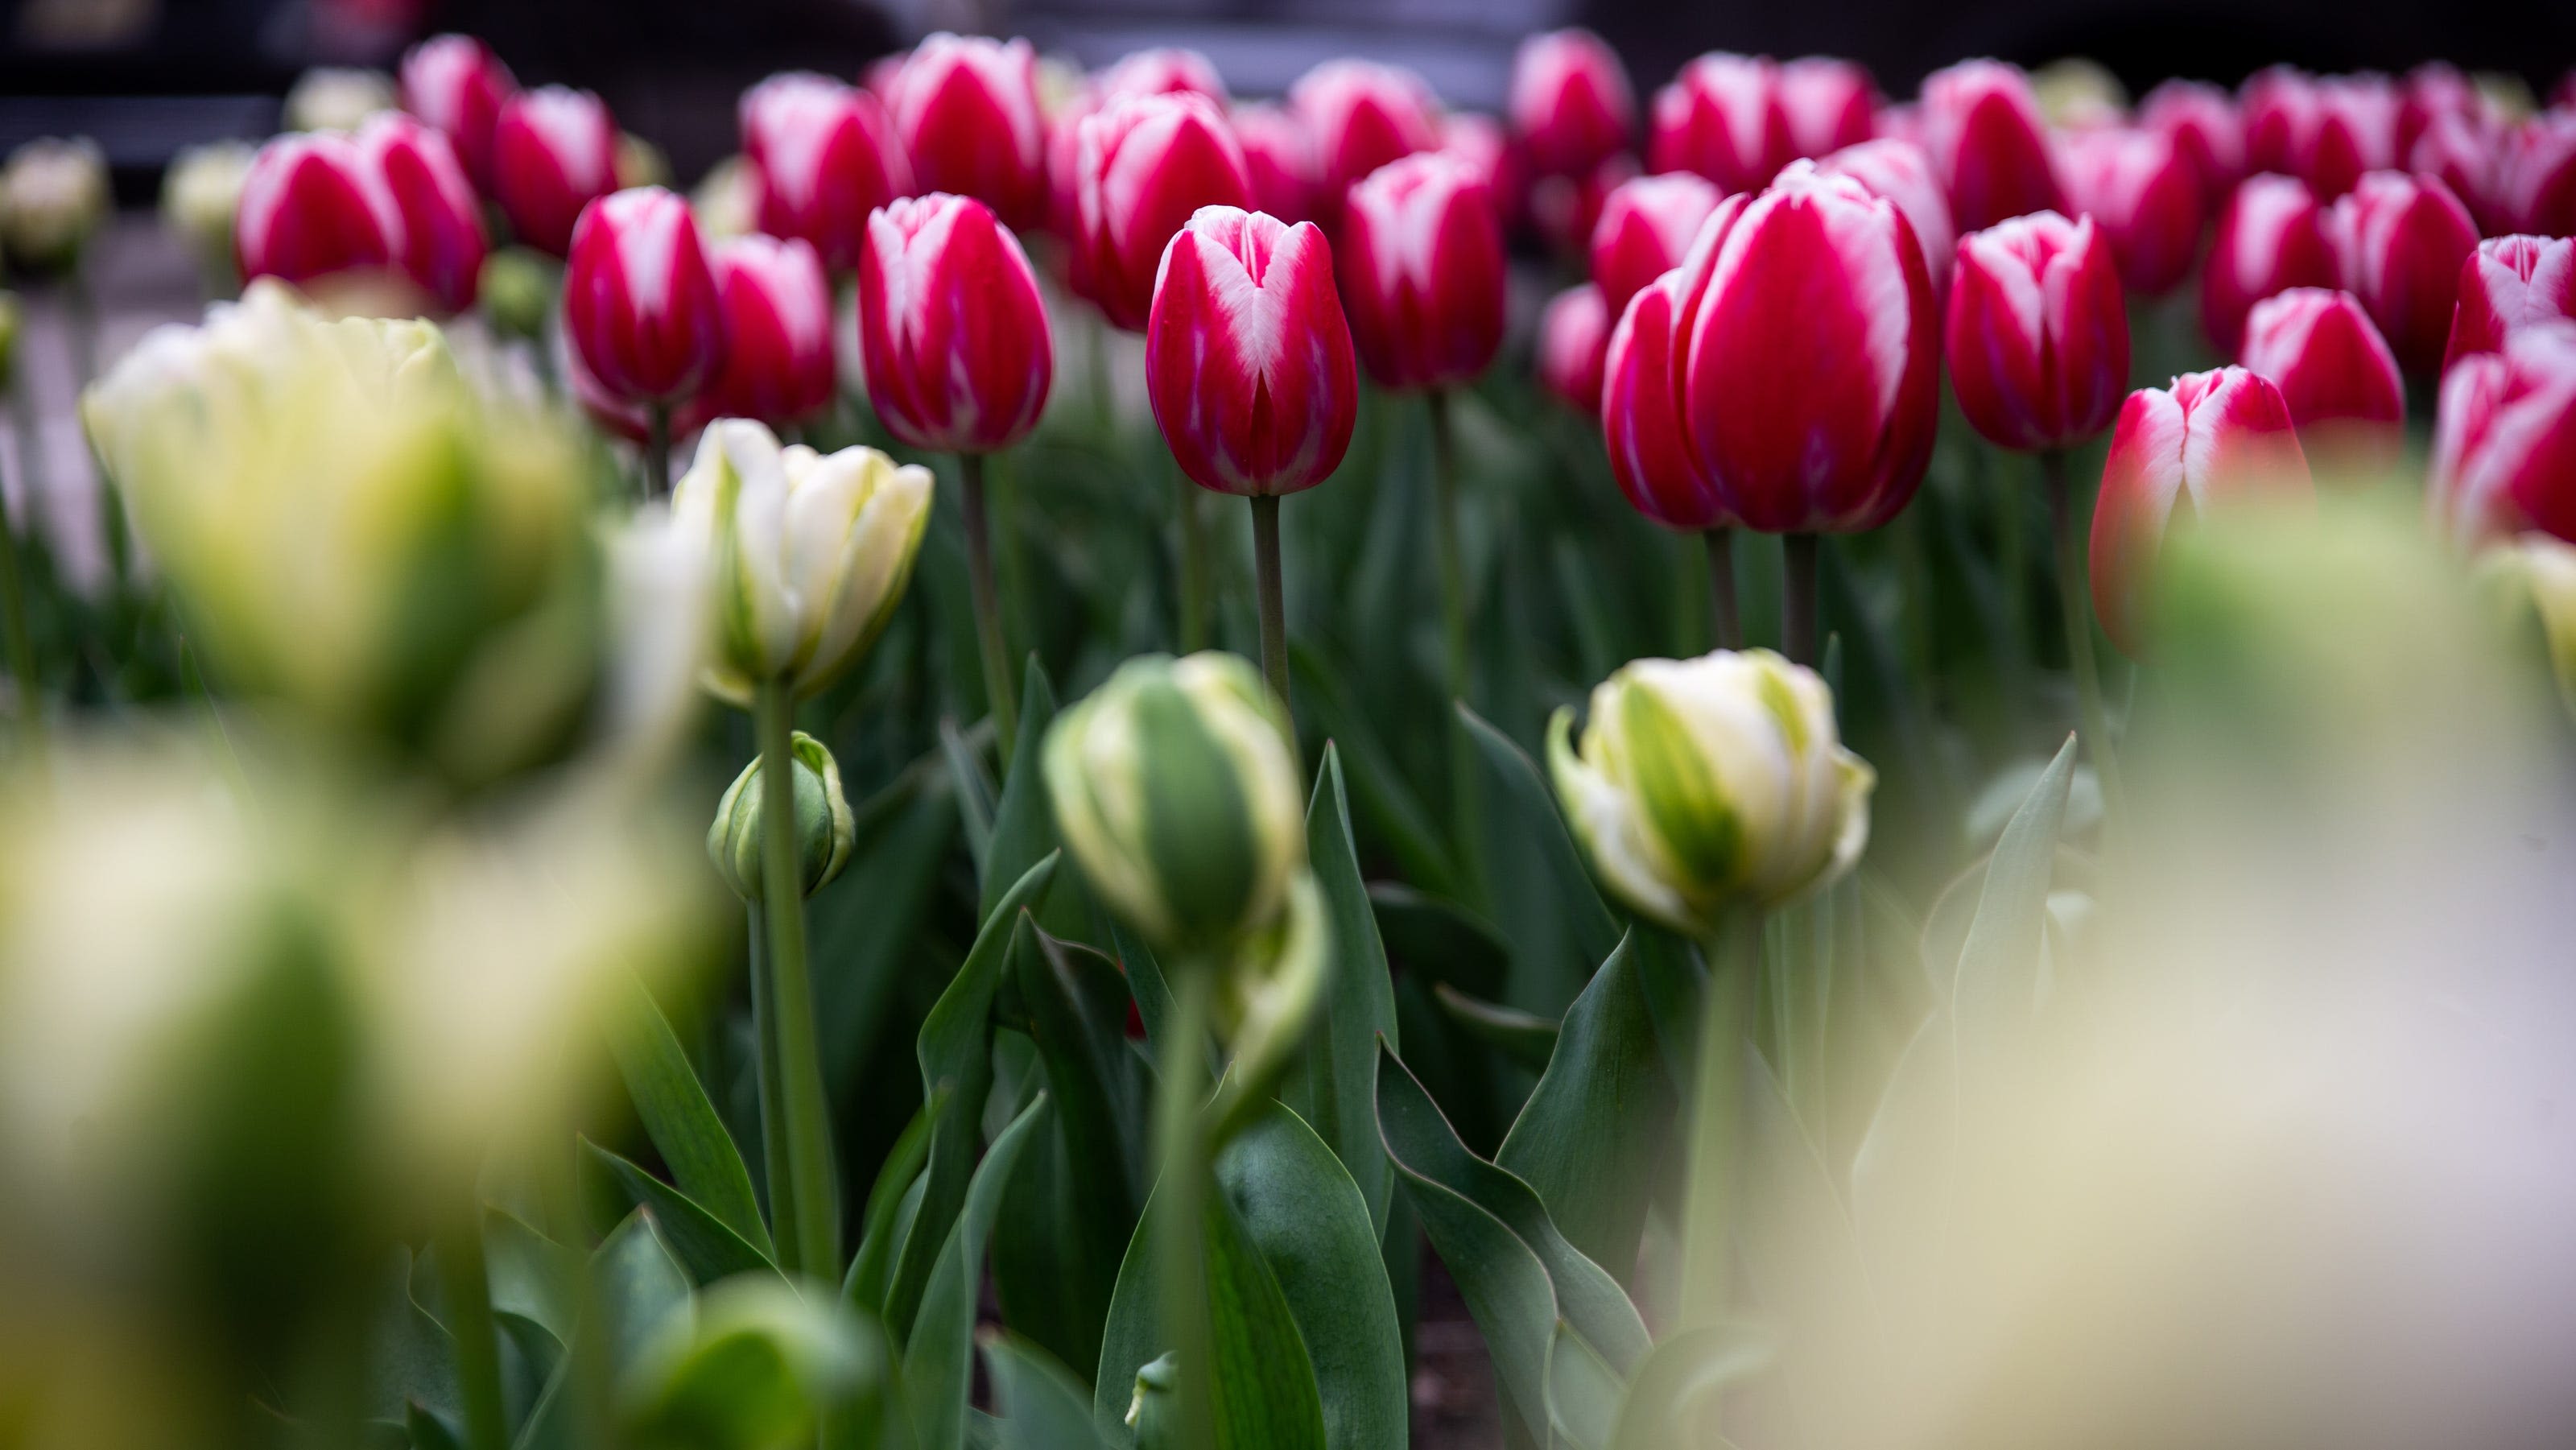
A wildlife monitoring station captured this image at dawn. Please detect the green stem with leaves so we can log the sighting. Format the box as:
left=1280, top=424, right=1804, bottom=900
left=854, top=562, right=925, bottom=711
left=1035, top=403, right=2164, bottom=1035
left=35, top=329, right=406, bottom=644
left=1249, top=494, right=1289, bottom=708
left=437, top=1210, right=508, bottom=1450
left=1682, top=910, right=1761, bottom=1324
left=1430, top=391, right=1481, bottom=890
left=2044, top=449, right=2125, bottom=820
left=755, top=680, right=840, bottom=1279
left=746, top=917, right=800, bottom=1273
left=960, top=452, right=1018, bottom=761
left=1152, top=966, right=1217, bottom=1450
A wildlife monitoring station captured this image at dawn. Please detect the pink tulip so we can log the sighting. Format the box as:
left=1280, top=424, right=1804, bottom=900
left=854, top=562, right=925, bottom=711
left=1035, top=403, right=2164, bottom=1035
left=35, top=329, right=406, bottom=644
left=1918, top=59, right=2066, bottom=232
left=1600, top=263, right=1737, bottom=530
left=2500, top=111, right=2576, bottom=239
left=2303, top=75, right=2401, bottom=201
left=1649, top=53, right=1793, bottom=195
left=1337, top=151, right=1506, bottom=391
left=1437, top=112, right=1521, bottom=225
left=2240, top=287, right=2405, bottom=448
left=700, top=233, right=836, bottom=427
left=1529, top=153, right=1637, bottom=261
left=1588, top=171, right=1724, bottom=314
left=2090, top=367, right=2312, bottom=652
left=740, top=72, right=912, bottom=274
left=355, top=113, right=487, bottom=315
left=2140, top=78, right=2245, bottom=213
left=882, top=34, right=1047, bottom=230
left=398, top=33, right=516, bottom=192
left=1945, top=210, right=2131, bottom=452
left=2240, top=66, right=2318, bottom=178
left=564, top=186, right=724, bottom=406
left=1071, top=93, right=1253, bottom=330
left=1509, top=29, right=1635, bottom=179
left=1232, top=101, right=1321, bottom=225
left=1814, top=137, right=1955, bottom=303
left=1288, top=59, right=1443, bottom=224
left=2202, top=173, right=2339, bottom=357
left=491, top=85, right=617, bottom=257
left=2056, top=126, right=2204, bottom=295
left=2446, top=234, right=2576, bottom=370
left=235, top=131, right=403, bottom=294
left=2397, top=62, right=2481, bottom=157
left=1537, top=282, right=1612, bottom=416
left=1145, top=205, right=1357, bottom=496
left=2327, top=170, right=2479, bottom=375
left=857, top=192, right=1051, bottom=453
left=2432, top=320, right=2576, bottom=543
left=1777, top=58, right=1877, bottom=159
left=2408, top=111, right=2509, bottom=235
left=1096, top=47, right=1228, bottom=106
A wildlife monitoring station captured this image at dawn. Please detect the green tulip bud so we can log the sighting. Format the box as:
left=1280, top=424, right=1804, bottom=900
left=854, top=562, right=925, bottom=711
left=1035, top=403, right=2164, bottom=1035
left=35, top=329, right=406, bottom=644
left=161, top=139, right=256, bottom=281
left=281, top=66, right=395, bottom=134
left=2, top=137, right=109, bottom=275
left=478, top=247, right=555, bottom=342
left=2476, top=532, right=2576, bottom=718
left=1044, top=652, right=1305, bottom=960
left=708, top=731, right=854, bottom=901
left=1549, top=648, right=1874, bottom=936
left=1207, top=869, right=1327, bottom=1137
left=1125, top=1353, right=1179, bottom=1447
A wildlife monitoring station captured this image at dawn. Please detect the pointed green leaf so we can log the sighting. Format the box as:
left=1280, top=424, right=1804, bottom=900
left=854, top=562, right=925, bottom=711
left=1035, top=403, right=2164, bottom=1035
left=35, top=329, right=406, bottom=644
left=1459, top=704, right=1620, bottom=1021
left=984, top=660, right=1101, bottom=943
left=608, top=973, right=771, bottom=1258
left=940, top=716, right=997, bottom=879
left=1545, top=1322, right=1623, bottom=1450
left=1283, top=746, right=1401, bottom=1236
left=580, top=1140, right=777, bottom=1286
left=1603, top=1324, right=1773, bottom=1450
left=984, top=1331, right=1109, bottom=1450
left=1430, top=984, right=1559, bottom=1074
left=1949, top=734, right=2074, bottom=1055
left=592, top=1208, right=693, bottom=1377
left=906, top=1093, right=1052, bottom=1450
left=844, top=1095, right=939, bottom=1313
left=1367, top=884, right=1510, bottom=1002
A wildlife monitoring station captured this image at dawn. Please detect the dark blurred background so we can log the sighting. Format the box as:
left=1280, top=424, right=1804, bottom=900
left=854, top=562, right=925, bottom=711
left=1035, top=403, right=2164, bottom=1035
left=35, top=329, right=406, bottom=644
left=2, top=0, right=2572, bottom=197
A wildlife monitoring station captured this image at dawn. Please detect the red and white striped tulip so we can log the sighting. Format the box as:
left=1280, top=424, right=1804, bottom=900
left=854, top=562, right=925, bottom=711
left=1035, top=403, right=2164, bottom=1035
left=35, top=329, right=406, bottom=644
left=1600, top=262, right=1737, bottom=530
left=355, top=112, right=487, bottom=314
left=2202, top=173, right=2339, bottom=357
left=1437, top=112, right=1521, bottom=223
left=1918, top=59, right=2066, bottom=232
left=1071, top=93, right=1253, bottom=330
left=1096, top=47, right=1228, bottom=106
left=2432, top=320, right=2576, bottom=544
left=2302, top=74, right=2401, bottom=201
left=700, top=233, right=836, bottom=427
left=1814, top=137, right=1955, bottom=303
left=564, top=186, right=724, bottom=406
left=1289, top=60, right=1443, bottom=221
left=2500, top=111, right=2576, bottom=239
left=235, top=131, right=402, bottom=296
left=1337, top=151, right=1506, bottom=391
left=1649, top=52, right=1792, bottom=196
left=2408, top=110, right=2509, bottom=235
left=2140, top=77, right=2244, bottom=212
left=1537, top=282, right=1611, bottom=416
left=2240, top=66, right=2318, bottom=178
left=882, top=34, right=1047, bottom=230
left=1588, top=171, right=1724, bottom=313
left=2090, top=367, right=2313, bottom=652
left=1777, top=58, right=1877, bottom=159
left=1145, top=205, right=1357, bottom=496
left=857, top=192, right=1052, bottom=453
left=1232, top=101, right=1321, bottom=225
left=2327, top=170, right=2479, bottom=375
left=2397, top=62, right=2481, bottom=157
left=2056, top=126, right=2203, bottom=295
left=397, top=33, right=515, bottom=192
left=1529, top=153, right=1637, bottom=261
left=1509, top=29, right=1635, bottom=179
left=1945, top=210, right=2130, bottom=452
left=2240, top=287, right=2405, bottom=448
left=2446, top=234, right=2576, bottom=370
left=741, top=72, right=912, bottom=274
left=492, top=85, right=617, bottom=257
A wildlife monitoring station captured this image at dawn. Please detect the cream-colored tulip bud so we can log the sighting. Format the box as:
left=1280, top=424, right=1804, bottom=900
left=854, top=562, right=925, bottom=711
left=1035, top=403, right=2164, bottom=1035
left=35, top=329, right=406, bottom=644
left=0, top=292, right=19, bottom=389
left=160, top=139, right=257, bottom=273
left=1043, top=651, right=1306, bottom=960
left=2477, top=532, right=2576, bottom=717
left=690, top=154, right=759, bottom=242
left=672, top=419, right=934, bottom=705
left=2, top=137, right=109, bottom=274
left=1550, top=648, right=1875, bottom=936
left=616, top=131, right=671, bottom=190
left=707, top=730, right=856, bottom=901
left=283, top=66, right=396, bottom=133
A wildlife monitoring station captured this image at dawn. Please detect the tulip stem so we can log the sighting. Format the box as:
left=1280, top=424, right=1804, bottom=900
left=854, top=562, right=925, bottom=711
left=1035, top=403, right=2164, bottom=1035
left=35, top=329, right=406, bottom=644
left=1249, top=494, right=1290, bottom=708
left=1996, top=451, right=2029, bottom=709
left=746, top=916, right=800, bottom=1274
left=1682, top=911, right=1761, bottom=1324
left=2044, top=449, right=2126, bottom=821
left=1704, top=527, right=1742, bottom=651
left=1152, top=965, right=1218, bottom=1450
left=645, top=403, right=671, bottom=502
left=437, top=1208, right=509, bottom=1450
left=755, top=679, right=840, bottom=1280
left=1429, top=390, right=1469, bottom=702
left=0, top=490, right=41, bottom=758
left=960, top=452, right=1018, bottom=762
left=1781, top=533, right=1819, bottom=664
left=1175, top=465, right=1210, bottom=654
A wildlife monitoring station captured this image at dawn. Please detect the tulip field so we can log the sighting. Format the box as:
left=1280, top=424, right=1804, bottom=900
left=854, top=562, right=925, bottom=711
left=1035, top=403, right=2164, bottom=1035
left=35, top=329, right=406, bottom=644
left=4, top=23, right=2576, bottom=1450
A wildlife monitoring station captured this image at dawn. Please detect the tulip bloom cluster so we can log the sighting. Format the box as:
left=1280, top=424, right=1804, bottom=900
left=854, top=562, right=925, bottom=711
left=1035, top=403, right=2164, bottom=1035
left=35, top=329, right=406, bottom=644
left=237, top=115, right=487, bottom=313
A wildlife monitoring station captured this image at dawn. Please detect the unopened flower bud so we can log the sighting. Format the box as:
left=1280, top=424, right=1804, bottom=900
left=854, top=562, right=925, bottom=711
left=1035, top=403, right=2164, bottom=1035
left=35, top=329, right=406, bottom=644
left=477, top=246, right=552, bottom=341
left=2, top=137, right=109, bottom=274
left=2477, top=533, right=2576, bottom=718
left=284, top=66, right=396, bottom=133
left=707, top=730, right=855, bottom=901
left=161, top=139, right=257, bottom=279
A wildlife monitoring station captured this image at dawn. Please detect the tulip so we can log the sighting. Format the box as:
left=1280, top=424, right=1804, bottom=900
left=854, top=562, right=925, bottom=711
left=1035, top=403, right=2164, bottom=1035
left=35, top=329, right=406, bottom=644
left=1509, top=28, right=1636, bottom=179
left=2240, top=65, right=2318, bottom=178
left=1778, top=57, right=1878, bottom=159
left=1588, top=171, right=1724, bottom=314
left=1529, top=153, right=1636, bottom=261
left=1232, top=101, right=1320, bottom=225
left=1337, top=152, right=1506, bottom=392
left=160, top=139, right=258, bottom=284
left=235, top=132, right=404, bottom=295
left=1649, top=53, right=1792, bottom=195
left=2445, top=234, right=2575, bottom=370
left=2240, top=287, right=2405, bottom=451
left=1548, top=648, right=1872, bottom=934
left=857, top=192, right=1052, bottom=454
left=2431, top=321, right=2576, bottom=545
left=1436, top=112, right=1521, bottom=224
left=1918, top=59, right=2066, bottom=232
left=356, top=113, right=489, bottom=315
left=1071, top=93, right=1253, bottom=330
left=2397, top=62, right=2481, bottom=156
left=2303, top=75, right=2400, bottom=200
left=2, top=137, right=109, bottom=275
left=398, top=33, right=517, bottom=192
left=1288, top=59, right=1442, bottom=222
left=1096, top=47, right=1228, bottom=106
left=2201, top=173, right=2339, bottom=357
left=1814, top=138, right=1955, bottom=303
left=2500, top=111, right=2576, bottom=239
left=739, top=72, right=912, bottom=274
left=882, top=33, right=1047, bottom=229
left=2477, top=533, right=2576, bottom=717
left=2326, top=170, right=2478, bottom=375
left=284, top=67, right=396, bottom=134
left=1537, top=283, right=1611, bottom=416
left=2408, top=111, right=2509, bottom=235
left=492, top=85, right=618, bottom=257
left=1602, top=263, right=1736, bottom=534
left=2091, top=366, right=2313, bottom=653
left=707, top=730, right=855, bottom=901
left=564, top=186, right=725, bottom=434
left=1945, top=210, right=2130, bottom=452
left=700, top=234, right=836, bottom=428
left=2056, top=126, right=2203, bottom=295
left=2140, top=77, right=2245, bottom=212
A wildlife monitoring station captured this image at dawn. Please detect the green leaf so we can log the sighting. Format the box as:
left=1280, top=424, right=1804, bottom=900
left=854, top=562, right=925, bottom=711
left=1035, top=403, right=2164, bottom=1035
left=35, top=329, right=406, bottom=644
left=906, top=1093, right=1052, bottom=1450
left=369, top=1250, right=460, bottom=1427
left=1367, top=884, right=1510, bottom=1002
left=983, top=1332, right=1110, bottom=1450
left=1847, top=1010, right=1955, bottom=1304
left=407, top=1403, right=463, bottom=1450
left=1292, top=646, right=1457, bottom=898
left=579, top=1139, right=778, bottom=1287
left=592, top=1208, right=694, bottom=1375
left=1603, top=1324, right=1773, bottom=1450
left=1545, top=1321, right=1623, bottom=1450
left=1458, top=704, right=1620, bottom=1021
left=1430, top=984, right=1559, bottom=1075
left=625, top=1277, right=893, bottom=1450
left=844, top=1095, right=939, bottom=1314
left=1948, top=734, right=2074, bottom=1056
left=608, top=973, right=771, bottom=1258
left=1110, top=916, right=1179, bottom=1064
left=483, top=1208, right=579, bottom=1349
left=815, top=755, right=960, bottom=1099
left=1736, top=1052, right=1865, bottom=1382
left=1497, top=930, right=1678, bottom=1288
left=940, top=715, right=998, bottom=880
left=983, top=660, right=1100, bottom=944
left=1282, top=746, right=1402, bottom=1237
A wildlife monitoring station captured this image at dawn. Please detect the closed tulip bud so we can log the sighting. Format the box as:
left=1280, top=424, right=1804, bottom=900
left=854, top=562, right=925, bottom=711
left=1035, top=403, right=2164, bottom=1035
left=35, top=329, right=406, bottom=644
left=883, top=34, right=1047, bottom=230
left=1072, top=93, right=1253, bottom=330
left=2030, top=57, right=2128, bottom=132
left=2091, top=367, right=2313, bottom=652
left=1548, top=648, right=1874, bottom=934
left=355, top=113, right=489, bottom=315
left=398, top=34, right=517, bottom=192
left=1098, top=47, right=1229, bottom=107
left=491, top=85, right=617, bottom=258
left=691, top=154, right=760, bottom=242
left=1338, top=152, right=1506, bottom=390
left=1537, top=283, right=1611, bottom=415
left=160, top=139, right=256, bottom=278
left=2303, top=75, right=2401, bottom=201
left=1946, top=210, right=2131, bottom=452
left=1814, top=137, right=1955, bottom=303
left=2057, top=126, right=2204, bottom=295
left=674, top=419, right=933, bottom=702
left=1588, top=171, right=1724, bottom=315
left=1600, top=266, right=1735, bottom=531
left=2398, top=63, right=2480, bottom=155
left=857, top=192, right=1053, bottom=453
left=1777, top=57, right=1878, bottom=159
left=2201, top=173, right=2339, bottom=357
left=1649, top=53, right=1792, bottom=196
left=701, top=234, right=835, bottom=427
left=2445, top=234, right=2575, bottom=370
left=2240, top=287, right=2405, bottom=453
left=2475, top=532, right=2576, bottom=717
left=1288, top=59, right=1443, bottom=222
left=2408, top=112, right=2508, bottom=235
left=2, top=137, right=109, bottom=274
left=564, top=187, right=724, bottom=407
left=2431, top=321, right=2576, bottom=545
left=2327, top=170, right=2479, bottom=375
left=1509, top=29, right=1636, bottom=179
left=1146, top=206, right=1357, bottom=496
left=2500, top=112, right=2576, bottom=239
left=1435, top=113, right=1519, bottom=224
left=707, top=731, right=855, bottom=900
left=740, top=72, right=912, bottom=274
left=1232, top=101, right=1320, bottom=225
left=284, top=67, right=395, bottom=134
left=1918, top=60, right=2066, bottom=232
left=2140, top=77, right=2246, bottom=212
left=2240, top=66, right=2318, bottom=178
left=615, top=131, right=670, bottom=191
left=1042, top=651, right=1306, bottom=958
left=235, top=132, right=404, bottom=297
